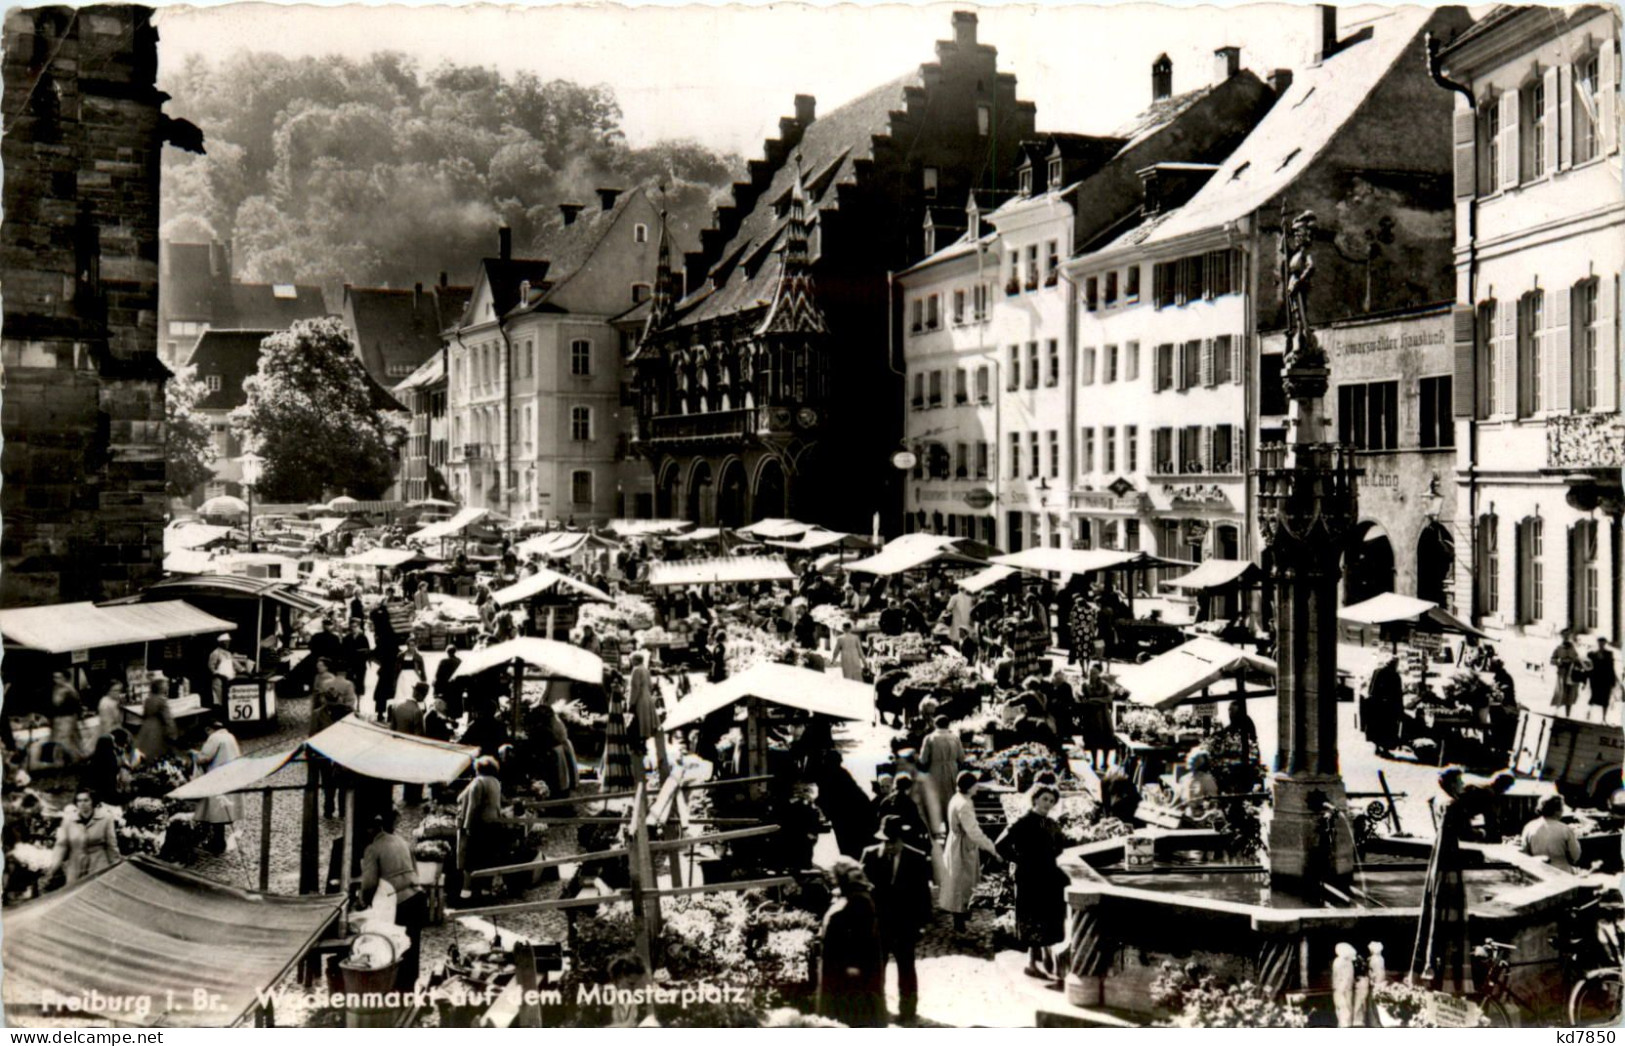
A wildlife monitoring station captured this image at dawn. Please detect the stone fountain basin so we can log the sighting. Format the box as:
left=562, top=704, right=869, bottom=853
left=1060, top=831, right=1594, bottom=1021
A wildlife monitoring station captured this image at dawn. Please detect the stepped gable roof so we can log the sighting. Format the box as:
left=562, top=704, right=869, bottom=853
left=187, top=329, right=274, bottom=411
left=1119, top=6, right=1437, bottom=249
left=345, top=284, right=470, bottom=379
left=674, top=70, right=921, bottom=327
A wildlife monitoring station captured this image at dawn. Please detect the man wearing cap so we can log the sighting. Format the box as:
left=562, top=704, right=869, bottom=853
left=360, top=807, right=425, bottom=990
left=207, top=634, right=237, bottom=708
left=861, top=815, right=933, bottom=1024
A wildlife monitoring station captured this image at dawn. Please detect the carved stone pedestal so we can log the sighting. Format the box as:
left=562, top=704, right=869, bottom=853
left=1268, top=773, right=1355, bottom=896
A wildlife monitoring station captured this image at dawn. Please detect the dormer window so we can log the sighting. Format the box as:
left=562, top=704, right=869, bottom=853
left=1048, top=157, right=1062, bottom=188
left=1019, top=167, right=1033, bottom=196
left=634, top=223, right=649, bottom=244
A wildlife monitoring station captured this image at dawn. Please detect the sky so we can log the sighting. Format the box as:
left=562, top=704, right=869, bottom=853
left=148, top=2, right=1414, bottom=157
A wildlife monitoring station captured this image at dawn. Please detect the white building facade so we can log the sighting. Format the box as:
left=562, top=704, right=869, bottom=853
left=1440, top=6, right=1624, bottom=660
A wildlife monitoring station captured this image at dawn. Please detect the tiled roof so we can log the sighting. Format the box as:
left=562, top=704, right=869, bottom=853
left=345, top=284, right=471, bottom=381
left=675, top=71, right=922, bottom=327
left=187, top=329, right=274, bottom=411
left=393, top=351, right=445, bottom=394
left=459, top=259, right=555, bottom=328
left=1439, top=4, right=1520, bottom=54
left=1110, top=84, right=1219, bottom=154
left=162, top=242, right=328, bottom=327
left=189, top=327, right=405, bottom=414
left=1119, top=7, right=1438, bottom=249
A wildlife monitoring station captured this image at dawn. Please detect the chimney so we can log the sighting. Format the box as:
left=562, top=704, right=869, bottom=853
left=794, top=94, right=816, bottom=125
left=414, top=282, right=423, bottom=311
left=559, top=203, right=584, bottom=226
left=498, top=226, right=512, bottom=260
left=1317, top=4, right=1339, bottom=61
left=951, top=11, right=977, bottom=48
left=519, top=280, right=531, bottom=303
left=1268, top=68, right=1295, bottom=95
left=209, top=240, right=226, bottom=278
left=1214, top=46, right=1241, bottom=82
left=439, top=271, right=448, bottom=288
left=1152, top=54, right=1173, bottom=102
left=596, top=187, right=622, bottom=212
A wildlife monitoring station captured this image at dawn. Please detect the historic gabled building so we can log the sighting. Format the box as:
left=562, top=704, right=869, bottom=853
left=445, top=187, right=705, bottom=522
left=2, top=6, right=203, bottom=605
left=341, top=275, right=470, bottom=390
left=628, top=11, right=1036, bottom=532
left=1438, top=5, right=1623, bottom=664
left=1065, top=5, right=1472, bottom=582
left=897, top=50, right=1277, bottom=553
left=156, top=241, right=328, bottom=370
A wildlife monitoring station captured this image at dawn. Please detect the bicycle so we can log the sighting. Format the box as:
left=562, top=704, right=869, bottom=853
left=1473, top=895, right=1623, bottom=1027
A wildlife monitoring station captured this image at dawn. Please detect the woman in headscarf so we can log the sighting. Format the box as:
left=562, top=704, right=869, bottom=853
left=817, top=857, right=887, bottom=1028
left=50, top=791, right=120, bottom=888
left=942, top=770, right=1000, bottom=933
left=996, top=783, right=1069, bottom=985
left=456, top=755, right=505, bottom=902
left=194, top=716, right=242, bottom=854
left=133, top=674, right=177, bottom=763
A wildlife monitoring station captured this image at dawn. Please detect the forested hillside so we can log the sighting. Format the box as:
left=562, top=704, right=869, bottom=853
left=160, top=52, right=740, bottom=293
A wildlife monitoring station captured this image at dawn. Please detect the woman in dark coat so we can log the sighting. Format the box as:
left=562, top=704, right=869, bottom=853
left=815, top=749, right=879, bottom=858
left=1364, top=657, right=1404, bottom=754
left=817, top=858, right=887, bottom=1028
left=1010, top=602, right=1049, bottom=682
left=996, top=783, right=1069, bottom=984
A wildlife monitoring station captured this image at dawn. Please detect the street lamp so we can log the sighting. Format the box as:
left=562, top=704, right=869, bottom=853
left=239, top=449, right=263, bottom=553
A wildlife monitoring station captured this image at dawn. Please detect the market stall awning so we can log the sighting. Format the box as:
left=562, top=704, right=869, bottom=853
left=647, top=556, right=796, bottom=587
left=0, top=603, right=163, bottom=653
left=845, top=533, right=987, bottom=576
left=1163, top=558, right=1260, bottom=592
left=663, top=527, right=722, bottom=544
left=1337, top=592, right=1487, bottom=638
left=412, top=506, right=502, bottom=542
left=343, top=546, right=437, bottom=569
left=1113, top=637, right=1278, bottom=710
left=992, top=547, right=1187, bottom=575
left=734, top=518, right=812, bottom=540
left=305, top=716, right=481, bottom=784
left=162, top=549, right=216, bottom=575
left=100, top=601, right=238, bottom=642
left=451, top=637, right=604, bottom=684
left=764, top=527, right=878, bottom=553
left=164, top=523, right=237, bottom=552
left=514, top=531, right=617, bottom=559
left=1, top=856, right=343, bottom=1028
left=166, top=750, right=298, bottom=799
left=491, top=568, right=613, bottom=606
left=957, top=565, right=1020, bottom=593
left=606, top=519, right=693, bottom=537
left=118, top=574, right=326, bottom=615
left=663, top=661, right=874, bottom=730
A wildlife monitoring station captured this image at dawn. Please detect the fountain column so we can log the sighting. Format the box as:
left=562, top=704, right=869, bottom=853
left=1256, top=210, right=1360, bottom=893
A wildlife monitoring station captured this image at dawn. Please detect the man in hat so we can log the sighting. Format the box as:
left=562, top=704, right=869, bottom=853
left=207, top=634, right=237, bottom=707
left=861, top=815, right=933, bottom=1024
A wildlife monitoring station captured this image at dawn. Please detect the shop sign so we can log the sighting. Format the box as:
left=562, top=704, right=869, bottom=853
left=227, top=680, right=264, bottom=722
left=70, top=648, right=89, bottom=664
left=1424, top=993, right=1479, bottom=1028
left=964, top=489, right=995, bottom=509
left=1164, top=484, right=1231, bottom=509
left=1184, top=519, right=1210, bottom=541
left=891, top=451, right=918, bottom=470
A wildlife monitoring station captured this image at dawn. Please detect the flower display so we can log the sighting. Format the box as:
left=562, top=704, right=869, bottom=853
left=9, top=843, right=55, bottom=874
left=1120, top=707, right=1177, bottom=745
left=415, top=812, right=458, bottom=841
left=412, top=839, right=451, bottom=862
left=1151, top=962, right=1310, bottom=1028
left=906, top=650, right=973, bottom=689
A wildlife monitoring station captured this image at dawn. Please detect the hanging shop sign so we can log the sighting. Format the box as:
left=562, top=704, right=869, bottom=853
left=891, top=451, right=918, bottom=470
left=1163, top=484, right=1232, bottom=509
left=964, top=489, right=995, bottom=509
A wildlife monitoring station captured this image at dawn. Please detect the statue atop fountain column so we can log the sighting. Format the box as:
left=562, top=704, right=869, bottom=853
left=1257, top=203, right=1361, bottom=896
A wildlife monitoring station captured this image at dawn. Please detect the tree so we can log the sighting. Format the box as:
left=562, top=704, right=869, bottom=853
left=164, top=364, right=218, bottom=499
left=228, top=318, right=406, bottom=502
